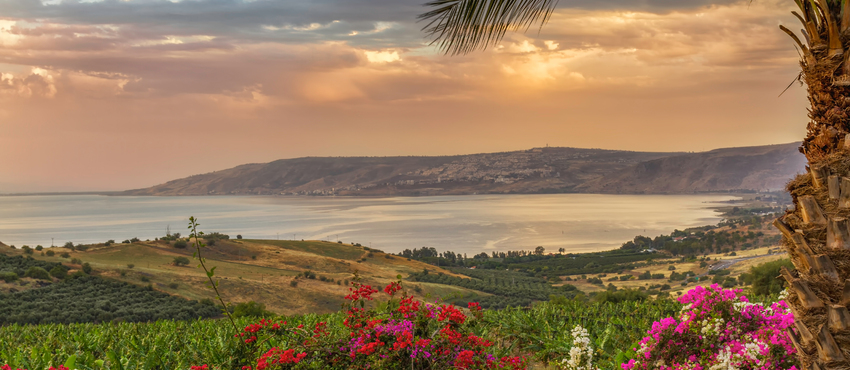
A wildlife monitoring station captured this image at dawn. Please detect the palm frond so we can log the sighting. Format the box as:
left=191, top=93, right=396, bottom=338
left=419, top=0, right=559, bottom=55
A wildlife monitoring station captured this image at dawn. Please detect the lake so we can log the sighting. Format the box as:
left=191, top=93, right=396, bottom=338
left=0, top=194, right=740, bottom=255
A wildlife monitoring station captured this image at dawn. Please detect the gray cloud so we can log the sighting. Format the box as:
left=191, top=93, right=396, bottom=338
left=0, top=0, right=747, bottom=49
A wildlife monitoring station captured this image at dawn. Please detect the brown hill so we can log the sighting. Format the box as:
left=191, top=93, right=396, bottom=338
left=577, top=142, right=805, bottom=193
left=124, top=143, right=805, bottom=196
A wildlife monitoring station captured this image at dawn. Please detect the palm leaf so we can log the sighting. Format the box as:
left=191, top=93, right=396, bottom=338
left=419, top=0, right=559, bottom=55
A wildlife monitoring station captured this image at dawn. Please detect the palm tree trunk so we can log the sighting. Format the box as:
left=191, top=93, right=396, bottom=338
left=777, top=6, right=850, bottom=365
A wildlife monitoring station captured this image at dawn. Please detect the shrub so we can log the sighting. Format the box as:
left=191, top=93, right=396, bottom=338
left=24, top=266, right=51, bottom=280
left=173, top=256, right=190, bottom=266
left=45, top=250, right=55, bottom=257
left=168, top=282, right=179, bottom=289
left=130, top=237, right=140, bottom=243
left=22, top=246, right=33, bottom=255
left=173, top=240, right=188, bottom=249
left=127, top=263, right=135, bottom=269
left=232, top=301, right=274, bottom=318
left=60, top=252, right=70, bottom=258
left=34, top=245, right=43, bottom=251
left=63, top=242, right=74, bottom=249
left=290, top=280, right=298, bottom=287
left=742, top=259, right=794, bottom=296
left=233, top=279, right=528, bottom=370
left=206, top=239, right=216, bottom=246
left=49, top=265, right=67, bottom=279
left=237, top=234, right=243, bottom=239
left=621, top=284, right=796, bottom=370
left=141, top=276, right=150, bottom=282
left=0, top=271, right=18, bottom=283
left=82, top=263, right=92, bottom=274
left=75, top=244, right=88, bottom=251
left=122, top=240, right=130, bottom=244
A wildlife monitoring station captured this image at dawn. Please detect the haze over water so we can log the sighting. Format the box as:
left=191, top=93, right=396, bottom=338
left=0, top=194, right=739, bottom=254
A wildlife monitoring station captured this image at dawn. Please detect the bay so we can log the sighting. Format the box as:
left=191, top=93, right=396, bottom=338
left=0, top=194, right=740, bottom=255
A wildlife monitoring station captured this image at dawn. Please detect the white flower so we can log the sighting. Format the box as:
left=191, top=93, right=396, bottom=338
left=561, top=325, right=597, bottom=370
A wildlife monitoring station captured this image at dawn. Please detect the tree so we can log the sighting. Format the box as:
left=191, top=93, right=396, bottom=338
left=418, top=1, right=850, bottom=367
left=25, top=266, right=50, bottom=280
left=49, top=265, right=67, bottom=280
left=82, top=263, right=92, bottom=274
left=173, top=256, right=190, bottom=266
left=534, top=246, right=545, bottom=255
left=773, top=2, right=850, bottom=368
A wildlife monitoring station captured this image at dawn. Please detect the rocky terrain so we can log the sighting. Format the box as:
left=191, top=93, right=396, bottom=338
left=124, top=143, right=806, bottom=196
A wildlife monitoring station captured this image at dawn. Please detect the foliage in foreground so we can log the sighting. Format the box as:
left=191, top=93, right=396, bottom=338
left=621, top=284, right=796, bottom=370
left=0, top=288, right=683, bottom=369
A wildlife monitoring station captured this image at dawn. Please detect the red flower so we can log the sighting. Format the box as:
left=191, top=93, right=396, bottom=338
left=190, top=366, right=209, bottom=370
left=383, top=281, right=402, bottom=296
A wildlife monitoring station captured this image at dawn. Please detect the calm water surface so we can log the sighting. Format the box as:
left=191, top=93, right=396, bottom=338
left=0, top=194, right=740, bottom=254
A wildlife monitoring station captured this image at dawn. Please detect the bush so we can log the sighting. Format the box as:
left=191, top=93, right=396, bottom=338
left=140, top=276, right=150, bottom=282
left=290, top=280, right=298, bottom=287
left=22, top=246, right=33, bottom=255
left=82, top=263, right=92, bottom=274
left=621, top=284, right=796, bottom=370
left=173, top=256, right=190, bottom=266
left=173, top=240, right=188, bottom=249
left=64, top=242, right=74, bottom=249
left=168, top=282, right=179, bottom=289
left=25, top=266, right=51, bottom=280
left=75, top=244, right=88, bottom=251
left=104, top=239, right=114, bottom=246
left=130, top=237, right=140, bottom=243
left=232, top=279, right=526, bottom=370
left=127, top=263, right=135, bottom=269
left=122, top=240, right=130, bottom=244
left=0, top=271, right=18, bottom=283
left=49, top=265, right=67, bottom=279
left=45, top=250, right=55, bottom=257
left=60, top=252, right=70, bottom=258
left=743, top=258, right=794, bottom=296
left=231, top=301, right=275, bottom=318
left=237, top=234, right=243, bottom=239
left=34, top=245, right=43, bottom=251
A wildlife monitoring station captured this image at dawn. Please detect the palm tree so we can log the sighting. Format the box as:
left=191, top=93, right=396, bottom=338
left=420, top=0, right=850, bottom=368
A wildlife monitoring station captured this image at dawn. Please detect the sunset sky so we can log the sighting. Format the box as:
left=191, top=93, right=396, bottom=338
left=0, top=0, right=810, bottom=192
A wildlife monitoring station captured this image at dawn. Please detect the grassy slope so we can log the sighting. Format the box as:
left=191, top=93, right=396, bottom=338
left=0, top=239, right=481, bottom=315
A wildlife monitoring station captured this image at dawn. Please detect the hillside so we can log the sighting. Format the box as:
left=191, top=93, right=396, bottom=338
left=124, top=143, right=805, bottom=196
left=0, top=239, right=474, bottom=315
left=577, top=143, right=806, bottom=193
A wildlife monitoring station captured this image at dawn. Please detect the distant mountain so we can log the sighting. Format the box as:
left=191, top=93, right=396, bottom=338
left=123, top=143, right=805, bottom=196
left=576, top=143, right=806, bottom=194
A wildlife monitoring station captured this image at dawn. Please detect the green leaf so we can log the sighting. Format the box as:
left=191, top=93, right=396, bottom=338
left=64, top=354, right=77, bottom=369
left=106, top=351, right=124, bottom=370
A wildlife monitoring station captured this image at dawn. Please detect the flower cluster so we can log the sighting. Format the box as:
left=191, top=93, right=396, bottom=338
left=621, top=284, right=797, bottom=370
left=560, top=325, right=597, bottom=370
left=242, top=278, right=528, bottom=370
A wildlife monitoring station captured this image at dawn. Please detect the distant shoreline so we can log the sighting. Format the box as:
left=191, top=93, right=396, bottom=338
left=0, top=190, right=775, bottom=197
